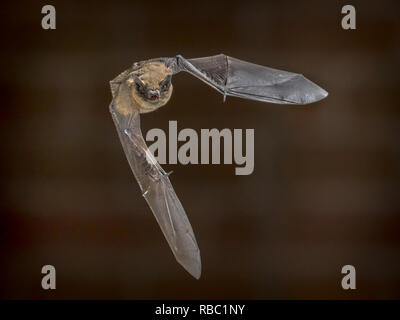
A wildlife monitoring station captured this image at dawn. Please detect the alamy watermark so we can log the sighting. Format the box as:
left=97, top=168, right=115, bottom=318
left=145, top=121, right=254, bottom=175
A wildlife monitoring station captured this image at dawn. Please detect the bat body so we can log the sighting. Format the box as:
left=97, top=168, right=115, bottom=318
left=109, top=54, right=328, bottom=279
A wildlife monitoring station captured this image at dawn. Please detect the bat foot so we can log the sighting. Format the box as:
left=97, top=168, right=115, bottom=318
left=163, top=170, right=173, bottom=177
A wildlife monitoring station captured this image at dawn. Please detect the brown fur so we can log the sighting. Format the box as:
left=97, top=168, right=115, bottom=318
left=132, top=61, right=173, bottom=113
left=114, top=80, right=134, bottom=115
left=113, top=61, right=173, bottom=115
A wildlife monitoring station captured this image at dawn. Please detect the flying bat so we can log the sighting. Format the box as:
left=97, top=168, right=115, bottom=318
left=109, top=54, right=328, bottom=279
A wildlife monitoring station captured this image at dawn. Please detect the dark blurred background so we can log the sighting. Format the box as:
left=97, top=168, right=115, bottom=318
left=0, top=0, right=399, bottom=299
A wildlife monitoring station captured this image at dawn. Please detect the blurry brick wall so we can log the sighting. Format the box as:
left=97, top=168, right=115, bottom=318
left=0, top=0, right=399, bottom=298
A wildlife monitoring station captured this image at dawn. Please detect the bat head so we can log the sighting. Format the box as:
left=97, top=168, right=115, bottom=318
left=130, top=61, right=173, bottom=112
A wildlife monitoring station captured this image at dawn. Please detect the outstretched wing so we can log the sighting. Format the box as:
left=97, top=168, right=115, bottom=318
left=109, top=80, right=201, bottom=279
left=171, top=54, right=328, bottom=105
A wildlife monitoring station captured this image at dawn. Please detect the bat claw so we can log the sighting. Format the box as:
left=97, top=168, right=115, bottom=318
left=142, top=187, right=150, bottom=197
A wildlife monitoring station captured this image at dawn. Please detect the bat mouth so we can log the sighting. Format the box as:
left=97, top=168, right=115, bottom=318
left=150, top=95, right=159, bottom=101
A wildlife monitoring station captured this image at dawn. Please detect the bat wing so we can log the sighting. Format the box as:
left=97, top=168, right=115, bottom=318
left=109, top=82, right=201, bottom=279
left=172, top=54, right=328, bottom=105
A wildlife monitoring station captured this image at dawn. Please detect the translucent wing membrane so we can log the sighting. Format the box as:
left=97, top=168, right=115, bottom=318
left=175, top=54, right=328, bottom=104
left=109, top=81, right=201, bottom=279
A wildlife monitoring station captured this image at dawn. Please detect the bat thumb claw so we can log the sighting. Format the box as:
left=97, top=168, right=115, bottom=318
left=142, top=187, right=150, bottom=197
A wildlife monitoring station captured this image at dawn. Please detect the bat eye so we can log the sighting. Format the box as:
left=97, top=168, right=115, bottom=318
left=160, top=81, right=170, bottom=92
left=160, top=75, right=172, bottom=92
left=135, top=82, right=145, bottom=95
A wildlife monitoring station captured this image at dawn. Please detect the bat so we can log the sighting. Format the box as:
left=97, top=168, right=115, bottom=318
left=109, top=54, right=328, bottom=279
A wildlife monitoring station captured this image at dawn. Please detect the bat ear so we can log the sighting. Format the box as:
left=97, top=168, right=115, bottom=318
left=132, top=75, right=145, bottom=88
left=160, top=74, right=172, bottom=85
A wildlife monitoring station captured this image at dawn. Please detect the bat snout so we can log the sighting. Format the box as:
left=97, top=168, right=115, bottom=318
left=148, top=89, right=160, bottom=101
